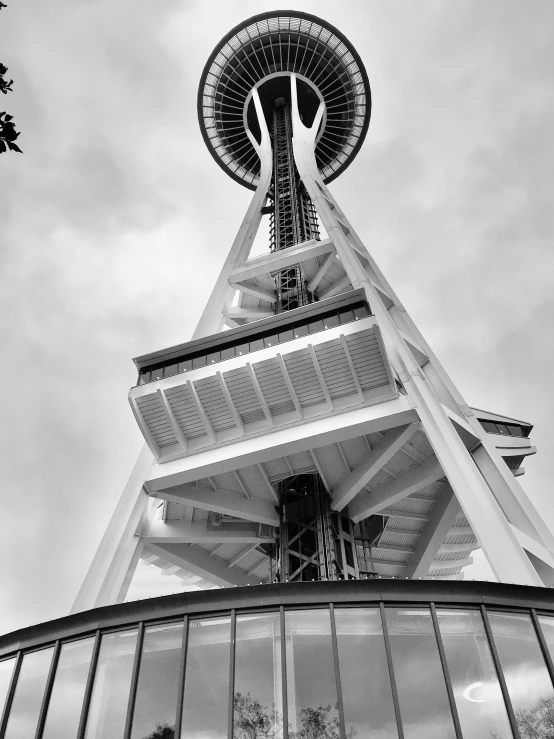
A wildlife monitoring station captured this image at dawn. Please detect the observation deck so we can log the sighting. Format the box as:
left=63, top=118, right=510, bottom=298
left=198, top=10, right=371, bottom=189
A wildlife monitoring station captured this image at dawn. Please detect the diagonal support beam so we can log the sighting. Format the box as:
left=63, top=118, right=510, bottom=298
left=156, top=389, right=188, bottom=451
left=331, top=423, right=419, bottom=511
left=401, top=484, right=461, bottom=579
left=187, top=381, right=216, bottom=443
left=349, top=456, right=444, bottom=523
left=232, top=282, right=275, bottom=303
left=308, top=251, right=336, bottom=292
left=143, top=519, right=270, bottom=544
left=145, top=543, right=263, bottom=587
left=150, top=481, right=279, bottom=526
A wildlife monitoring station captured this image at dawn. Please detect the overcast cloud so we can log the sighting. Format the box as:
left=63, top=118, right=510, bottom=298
left=0, top=0, right=553, bottom=634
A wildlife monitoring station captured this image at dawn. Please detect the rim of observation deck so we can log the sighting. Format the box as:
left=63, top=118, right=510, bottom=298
left=197, top=10, right=371, bottom=190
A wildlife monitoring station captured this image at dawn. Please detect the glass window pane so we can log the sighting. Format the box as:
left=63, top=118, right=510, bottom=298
left=335, top=608, right=398, bottom=739
left=0, top=658, right=16, bottom=723
left=488, top=611, right=554, bottom=735
left=250, top=338, right=264, bottom=352
left=354, top=305, right=370, bottom=319
left=42, top=637, right=95, bottom=739
left=506, top=424, right=523, bottom=437
left=339, top=309, right=355, bottom=325
left=481, top=421, right=499, bottom=434
left=234, top=613, right=282, bottom=738
left=285, top=609, right=338, bottom=737
left=385, top=607, right=456, bottom=739
left=278, top=329, right=294, bottom=343
left=4, top=647, right=54, bottom=739
left=263, top=334, right=279, bottom=349
left=181, top=616, right=231, bottom=739
left=236, top=343, right=249, bottom=356
left=538, top=614, right=554, bottom=659
left=131, top=622, right=184, bottom=739
left=192, top=355, right=207, bottom=369
left=496, top=424, right=509, bottom=435
left=307, top=319, right=324, bottom=334
left=207, top=351, right=220, bottom=365
left=165, top=363, right=179, bottom=377
left=84, top=628, right=138, bottom=739
left=151, top=367, right=164, bottom=381
left=436, top=609, right=512, bottom=739
left=293, top=324, right=309, bottom=339
left=221, top=346, right=236, bottom=361
left=178, top=359, right=192, bottom=373
left=323, top=313, right=340, bottom=329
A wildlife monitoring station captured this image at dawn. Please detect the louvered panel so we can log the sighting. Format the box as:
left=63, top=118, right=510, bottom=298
left=232, top=549, right=262, bottom=573
left=372, top=547, right=407, bottom=563
left=192, top=508, right=209, bottom=523
left=384, top=448, right=419, bottom=476
left=238, top=465, right=272, bottom=500
left=253, top=358, right=295, bottom=416
left=288, top=450, right=316, bottom=474
left=212, top=543, right=244, bottom=561
left=385, top=517, right=426, bottom=533
left=435, top=551, right=469, bottom=562
left=195, top=377, right=236, bottom=432
left=444, top=534, right=476, bottom=546
left=379, top=529, right=418, bottom=547
left=312, top=444, right=348, bottom=487
left=339, top=437, right=369, bottom=470
left=314, top=340, right=357, bottom=398
left=165, top=385, right=206, bottom=440
left=194, top=542, right=217, bottom=554
left=166, top=501, right=191, bottom=520
left=264, top=457, right=293, bottom=481
left=428, top=566, right=463, bottom=577
left=210, top=472, right=244, bottom=495
left=223, top=367, right=266, bottom=425
left=387, top=496, right=435, bottom=515
left=283, top=350, right=326, bottom=406
left=451, top=516, right=470, bottom=528
left=345, top=330, right=390, bottom=389
left=136, top=395, right=177, bottom=448
left=409, top=430, right=434, bottom=458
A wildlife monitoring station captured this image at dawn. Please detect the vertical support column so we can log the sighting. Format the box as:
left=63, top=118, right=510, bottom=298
left=289, top=73, right=543, bottom=587
left=71, top=445, right=154, bottom=614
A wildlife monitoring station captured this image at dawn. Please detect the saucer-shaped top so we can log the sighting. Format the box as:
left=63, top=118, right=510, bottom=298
left=198, top=10, right=371, bottom=190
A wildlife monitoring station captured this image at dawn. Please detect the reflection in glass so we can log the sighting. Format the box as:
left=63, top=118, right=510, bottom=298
left=84, top=629, right=138, bottom=739
left=488, top=611, right=554, bottom=737
left=4, top=647, right=54, bottom=739
left=181, top=617, right=231, bottom=739
left=385, top=608, right=456, bottom=739
left=334, top=608, right=398, bottom=739
left=285, top=609, right=339, bottom=737
left=42, top=637, right=95, bottom=739
left=131, top=622, right=184, bottom=739
left=234, top=613, right=282, bottom=739
left=0, top=657, right=16, bottom=722
left=436, top=609, right=512, bottom=739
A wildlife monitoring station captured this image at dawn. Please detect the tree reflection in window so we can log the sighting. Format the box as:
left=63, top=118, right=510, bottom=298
left=488, top=612, right=554, bottom=739
left=284, top=610, right=340, bottom=737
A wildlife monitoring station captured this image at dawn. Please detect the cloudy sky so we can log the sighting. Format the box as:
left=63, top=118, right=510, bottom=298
left=1, top=0, right=553, bottom=635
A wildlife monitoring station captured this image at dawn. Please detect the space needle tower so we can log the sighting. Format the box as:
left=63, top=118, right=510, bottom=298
left=2, top=13, right=554, bottom=739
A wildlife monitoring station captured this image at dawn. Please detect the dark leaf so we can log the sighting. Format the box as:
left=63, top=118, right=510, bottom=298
left=7, top=141, right=22, bottom=152
left=4, top=114, right=12, bottom=121
left=0, top=140, right=6, bottom=153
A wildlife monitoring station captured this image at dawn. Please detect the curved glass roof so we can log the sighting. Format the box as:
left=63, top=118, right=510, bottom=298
left=198, top=11, right=371, bottom=190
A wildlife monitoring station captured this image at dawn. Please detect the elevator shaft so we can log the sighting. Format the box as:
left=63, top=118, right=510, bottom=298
left=269, top=98, right=319, bottom=314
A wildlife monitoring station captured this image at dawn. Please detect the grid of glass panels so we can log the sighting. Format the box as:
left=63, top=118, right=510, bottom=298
left=3, top=602, right=554, bottom=739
